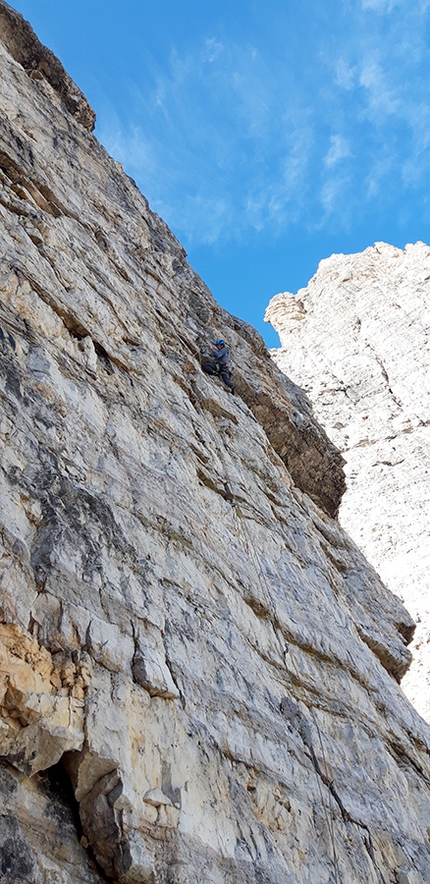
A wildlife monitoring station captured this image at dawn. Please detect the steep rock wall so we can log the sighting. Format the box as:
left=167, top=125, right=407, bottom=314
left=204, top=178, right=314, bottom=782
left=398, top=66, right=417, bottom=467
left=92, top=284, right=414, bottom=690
left=1, top=4, right=430, bottom=883
left=266, top=242, right=430, bottom=723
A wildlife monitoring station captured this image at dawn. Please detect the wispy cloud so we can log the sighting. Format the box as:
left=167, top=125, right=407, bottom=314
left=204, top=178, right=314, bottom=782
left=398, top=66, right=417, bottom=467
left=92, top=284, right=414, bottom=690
left=95, top=0, right=430, bottom=247
left=324, top=135, right=351, bottom=167
left=361, top=0, right=399, bottom=11
left=203, top=38, right=224, bottom=63
left=358, top=57, right=401, bottom=117
left=334, top=57, right=356, bottom=90
left=320, top=174, right=351, bottom=217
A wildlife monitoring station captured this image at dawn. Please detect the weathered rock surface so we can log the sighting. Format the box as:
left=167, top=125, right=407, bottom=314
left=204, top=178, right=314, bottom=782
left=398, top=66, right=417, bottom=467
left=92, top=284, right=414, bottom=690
left=266, top=241, right=430, bottom=724
left=1, top=3, right=430, bottom=882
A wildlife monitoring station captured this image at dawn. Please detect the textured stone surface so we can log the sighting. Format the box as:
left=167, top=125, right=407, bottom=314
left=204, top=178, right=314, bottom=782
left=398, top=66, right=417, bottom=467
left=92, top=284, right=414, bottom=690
left=266, top=241, right=430, bottom=723
left=1, top=3, right=430, bottom=882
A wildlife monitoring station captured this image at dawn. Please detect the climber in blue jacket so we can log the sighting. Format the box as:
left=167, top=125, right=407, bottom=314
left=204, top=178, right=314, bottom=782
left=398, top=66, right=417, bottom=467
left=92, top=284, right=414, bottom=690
left=201, top=339, right=234, bottom=392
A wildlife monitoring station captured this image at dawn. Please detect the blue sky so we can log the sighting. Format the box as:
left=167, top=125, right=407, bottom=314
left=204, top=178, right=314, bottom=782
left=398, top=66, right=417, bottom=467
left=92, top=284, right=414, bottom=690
left=12, top=0, right=430, bottom=345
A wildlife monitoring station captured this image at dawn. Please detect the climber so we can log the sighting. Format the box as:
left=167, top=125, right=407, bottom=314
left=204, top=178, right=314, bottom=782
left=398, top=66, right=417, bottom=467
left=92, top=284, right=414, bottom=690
left=201, top=339, right=234, bottom=392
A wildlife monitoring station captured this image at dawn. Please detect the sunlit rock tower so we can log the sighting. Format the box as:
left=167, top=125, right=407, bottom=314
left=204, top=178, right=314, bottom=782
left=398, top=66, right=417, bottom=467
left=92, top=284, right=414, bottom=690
left=266, top=241, right=430, bottom=724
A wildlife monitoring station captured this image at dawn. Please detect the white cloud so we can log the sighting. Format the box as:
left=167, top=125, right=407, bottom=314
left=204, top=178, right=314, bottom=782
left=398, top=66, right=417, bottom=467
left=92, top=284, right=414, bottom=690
left=153, top=194, right=233, bottom=245
left=203, top=38, right=224, bottom=63
left=320, top=178, right=343, bottom=214
left=361, top=0, right=399, bottom=11
left=93, top=1, right=430, bottom=248
left=359, top=58, right=401, bottom=117
left=364, top=156, right=395, bottom=198
left=324, top=135, right=351, bottom=167
left=98, top=116, right=157, bottom=178
left=334, top=57, right=356, bottom=90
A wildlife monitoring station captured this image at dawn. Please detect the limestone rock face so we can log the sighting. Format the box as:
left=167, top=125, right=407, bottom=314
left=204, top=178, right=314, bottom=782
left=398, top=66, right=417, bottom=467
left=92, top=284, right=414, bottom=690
left=1, top=4, right=430, bottom=883
left=266, top=241, right=430, bottom=723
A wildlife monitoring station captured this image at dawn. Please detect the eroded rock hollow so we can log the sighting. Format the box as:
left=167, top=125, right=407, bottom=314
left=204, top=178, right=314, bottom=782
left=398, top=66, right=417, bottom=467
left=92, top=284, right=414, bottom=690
left=1, top=3, right=430, bottom=882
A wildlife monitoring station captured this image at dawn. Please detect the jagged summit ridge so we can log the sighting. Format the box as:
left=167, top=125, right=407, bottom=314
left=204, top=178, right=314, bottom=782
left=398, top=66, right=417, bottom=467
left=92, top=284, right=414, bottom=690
left=1, top=3, right=430, bottom=883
